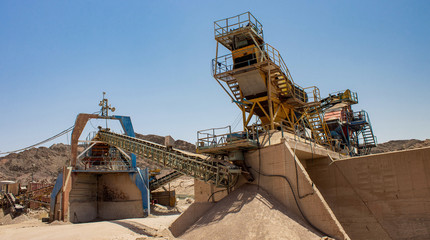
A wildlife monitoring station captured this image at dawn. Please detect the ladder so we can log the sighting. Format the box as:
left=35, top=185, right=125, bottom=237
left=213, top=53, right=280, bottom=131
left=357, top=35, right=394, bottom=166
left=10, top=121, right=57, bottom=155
left=304, top=106, right=333, bottom=147
left=227, top=80, right=242, bottom=101
left=271, top=71, right=291, bottom=96
left=358, top=123, right=377, bottom=154
left=95, top=130, right=240, bottom=188
left=268, top=59, right=307, bottom=105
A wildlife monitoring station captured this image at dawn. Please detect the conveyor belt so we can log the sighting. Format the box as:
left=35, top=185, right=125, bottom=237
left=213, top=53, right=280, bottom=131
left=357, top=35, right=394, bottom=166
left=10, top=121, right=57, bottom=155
left=150, top=171, right=183, bottom=191
left=96, top=130, right=241, bottom=187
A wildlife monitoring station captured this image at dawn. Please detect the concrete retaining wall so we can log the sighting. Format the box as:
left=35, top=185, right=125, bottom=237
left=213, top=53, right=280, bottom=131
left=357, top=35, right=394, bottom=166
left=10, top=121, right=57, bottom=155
left=189, top=141, right=349, bottom=239
left=306, top=147, right=430, bottom=240
left=97, top=173, right=143, bottom=220
left=68, top=172, right=144, bottom=223
left=69, top=173, right=97, bottom=223
left=243, top=141, right=349, bottom=239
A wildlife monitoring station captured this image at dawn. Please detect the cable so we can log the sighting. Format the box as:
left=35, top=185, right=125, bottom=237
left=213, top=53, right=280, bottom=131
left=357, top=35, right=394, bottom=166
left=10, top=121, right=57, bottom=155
left=0, top=125, right=74, bottom=155
left=246, top=119, right=330, bottom=237
left=88, top=119, right=99, bottom=130
left=249, top=165, right=332, bottom=238
left=231, top=112, right=242, bottom=131
left=252, top=130, right=331, bottom=238
left=207, top=189, right=227, bottom=202
left=207, top=174, right=239, bottom=202
left=294, top=123, right=315, bottom=199
left=0, top=110, right=102, bottom=156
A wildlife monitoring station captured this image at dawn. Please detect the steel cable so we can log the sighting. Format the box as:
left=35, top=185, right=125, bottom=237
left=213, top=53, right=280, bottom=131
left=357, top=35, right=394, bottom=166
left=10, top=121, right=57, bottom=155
left=0, top=125, right=74, bottom=155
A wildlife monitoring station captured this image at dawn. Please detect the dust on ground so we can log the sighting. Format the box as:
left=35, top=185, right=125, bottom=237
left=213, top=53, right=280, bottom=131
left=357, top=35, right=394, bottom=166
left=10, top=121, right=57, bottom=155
left=0, top=215, right=178, bottom=240
left=0, top=205, right=184, bottom=240
left=0, top=207, right=50, bottom=226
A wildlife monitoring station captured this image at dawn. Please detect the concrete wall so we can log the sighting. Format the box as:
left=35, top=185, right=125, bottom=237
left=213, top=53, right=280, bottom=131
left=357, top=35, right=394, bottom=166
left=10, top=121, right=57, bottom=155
left=194, top=179, right=230, bottom=203
left=69, top=173, right=97, bottom=223
left=244, top=141, right=349, bottom=239
left=306, top=147, right=430, bottom=240
left=97, top=173, right=144, bottom=220
left=191, top=141, right=349, bottom=239
left=68, top=172, right=144, bottom=223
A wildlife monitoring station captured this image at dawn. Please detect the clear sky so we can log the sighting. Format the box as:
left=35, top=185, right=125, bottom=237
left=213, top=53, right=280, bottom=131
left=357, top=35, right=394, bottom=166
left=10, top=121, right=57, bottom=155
left=1, top=0, right=429, bottom=153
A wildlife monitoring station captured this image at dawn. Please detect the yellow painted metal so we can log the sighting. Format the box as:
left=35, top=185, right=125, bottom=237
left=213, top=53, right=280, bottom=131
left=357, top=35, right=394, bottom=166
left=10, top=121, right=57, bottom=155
left=232, top=45, right=259, bottom=60
left=303, top=105, right=334, bottom=150
left=212, top=13, right=335, bottom=148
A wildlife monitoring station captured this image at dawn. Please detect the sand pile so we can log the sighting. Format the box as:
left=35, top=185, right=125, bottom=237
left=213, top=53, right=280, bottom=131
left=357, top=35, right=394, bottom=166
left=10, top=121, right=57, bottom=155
left=0, top=209, right=29, bottom=225
left=181, top=184, right=321, bottom=240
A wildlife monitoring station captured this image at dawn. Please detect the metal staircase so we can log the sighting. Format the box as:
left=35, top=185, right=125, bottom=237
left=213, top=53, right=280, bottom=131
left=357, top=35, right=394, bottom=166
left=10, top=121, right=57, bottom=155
left=358, top=123, right=377, bottom=154
left=95, top=130, right=241, bottom=188
left=227, top=80, right=242, bottom=101
left=304, top=106, right=333, bottom=147
left=265, top=45, right=308, bottom=105
left=347, top=110, right=377, bottom=155
left=3, top=192, right=23, bottom=213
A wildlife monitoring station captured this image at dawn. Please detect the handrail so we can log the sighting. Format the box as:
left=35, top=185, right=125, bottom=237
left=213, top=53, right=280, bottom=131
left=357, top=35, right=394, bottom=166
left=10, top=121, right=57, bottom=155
left=304, top=86, right=321, bottom=103
left=350, top=110, right=368, bottom=123
left=197, top=125, right=258, bottom=150
left=212, top=43, right=307, bottom=102
left=96, top=130, right=240, bottom=187
left=327, top=89, right=358, bottom=103
left=214, top=12, right=263, bottom=39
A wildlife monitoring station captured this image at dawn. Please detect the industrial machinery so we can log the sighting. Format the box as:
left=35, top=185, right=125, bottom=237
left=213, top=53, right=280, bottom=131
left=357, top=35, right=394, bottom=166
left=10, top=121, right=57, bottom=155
left=320, top=90, right=377, bottom=155
left=49, top=93, right=151, bottom=222
left=49, top=92, right=244, bottom=222
left=54, top=16, right=377, bottom=222
left=205, top=12, right=376, bottom=156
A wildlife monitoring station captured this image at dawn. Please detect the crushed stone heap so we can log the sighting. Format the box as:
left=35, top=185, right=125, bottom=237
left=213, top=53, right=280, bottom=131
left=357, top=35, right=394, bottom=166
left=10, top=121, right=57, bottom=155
left=181, top=184, right=323, bottom=240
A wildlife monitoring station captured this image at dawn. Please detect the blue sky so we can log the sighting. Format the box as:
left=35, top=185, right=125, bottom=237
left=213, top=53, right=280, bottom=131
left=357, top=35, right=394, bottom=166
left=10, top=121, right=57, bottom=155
left=1, top=0, right=429, bottom=152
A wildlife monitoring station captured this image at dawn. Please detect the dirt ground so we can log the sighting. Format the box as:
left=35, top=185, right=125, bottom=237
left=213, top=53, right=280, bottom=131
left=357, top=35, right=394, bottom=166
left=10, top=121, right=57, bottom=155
left=0, top=175, right=195, bottom=240
left=0, top=215, right=179, bottom=240
left=0, top=201, right=190, bottom=240
left=0, top=184, right=325, bottom=240
left=7, top=136, right=427, bottom=239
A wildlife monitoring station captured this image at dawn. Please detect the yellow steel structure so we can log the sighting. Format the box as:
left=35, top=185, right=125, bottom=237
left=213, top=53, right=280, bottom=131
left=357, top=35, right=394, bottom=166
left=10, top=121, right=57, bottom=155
left=212, top=12, right=332, bottom=147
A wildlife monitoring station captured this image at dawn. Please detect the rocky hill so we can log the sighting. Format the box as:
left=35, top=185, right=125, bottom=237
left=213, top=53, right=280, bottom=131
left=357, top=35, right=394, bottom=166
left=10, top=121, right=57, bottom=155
left=2, top=135, right=429, bottom=183
left=0, top=133, right=196, bottom=183
left=371, top=139, right=430, bottom=154
left=0, top=143, right=69, bottom=183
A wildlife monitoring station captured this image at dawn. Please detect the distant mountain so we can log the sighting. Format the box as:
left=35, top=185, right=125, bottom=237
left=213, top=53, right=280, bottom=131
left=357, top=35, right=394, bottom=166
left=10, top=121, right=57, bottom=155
left=371, top=139, right=430, bottom=154
left=4, top=133, right=428, bottom=183
left=0, top=133, right=196, bottom=183
left=0, top=143, right=69, bottom=183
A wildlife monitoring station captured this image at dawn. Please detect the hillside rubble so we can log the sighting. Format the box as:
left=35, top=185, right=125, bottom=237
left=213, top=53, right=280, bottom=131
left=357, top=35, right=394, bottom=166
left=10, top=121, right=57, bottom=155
left=371, top=139, right=430, bottom=154
left=0, top=143, right=69, bottom=183
left=0, top=133, right=196, bottom=183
